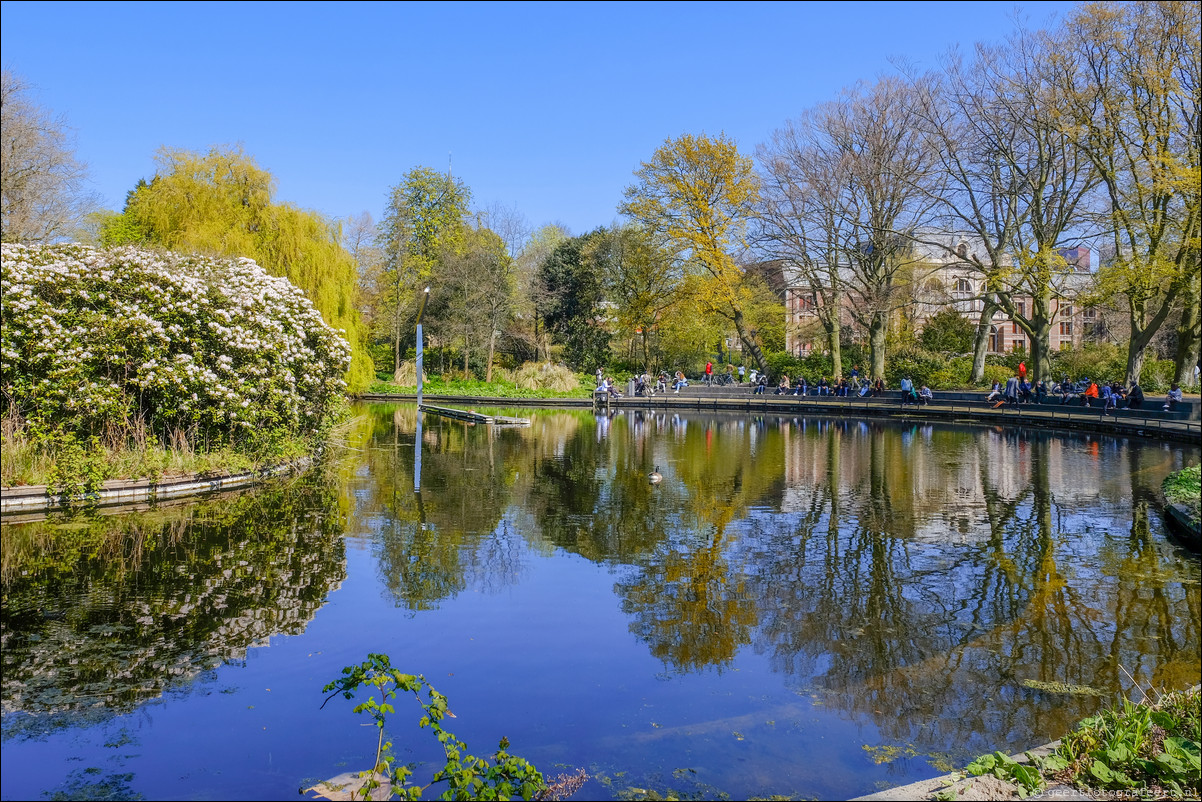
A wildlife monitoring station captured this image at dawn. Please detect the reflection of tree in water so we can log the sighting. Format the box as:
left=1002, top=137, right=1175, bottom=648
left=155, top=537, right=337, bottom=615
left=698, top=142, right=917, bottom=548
left=342, top=403, right=1198, bottom=751
left=0, top=477, right=346, bottom=723
left=744, top=427, right=1201, bottom=760
left=613, top=416, right=788, bottom=673
left=349, top=405, right=536, bottom=610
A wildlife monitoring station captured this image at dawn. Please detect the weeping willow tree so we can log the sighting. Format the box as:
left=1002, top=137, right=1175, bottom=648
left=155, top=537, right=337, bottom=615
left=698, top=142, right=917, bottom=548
left=100, top=145, right=373, bottom=392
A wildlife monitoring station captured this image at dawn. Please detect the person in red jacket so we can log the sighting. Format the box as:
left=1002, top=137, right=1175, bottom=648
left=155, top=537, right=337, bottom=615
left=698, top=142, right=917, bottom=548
left=704, top=361, right=713, bottom=385
left=1018, top=360, right=1027, bottom=381
left=1082, top=379, right=1099, bottom=407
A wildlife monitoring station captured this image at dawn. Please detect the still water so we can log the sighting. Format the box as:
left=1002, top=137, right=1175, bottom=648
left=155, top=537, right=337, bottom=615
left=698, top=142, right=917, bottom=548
left=2, top=403, right=1199, bottom=801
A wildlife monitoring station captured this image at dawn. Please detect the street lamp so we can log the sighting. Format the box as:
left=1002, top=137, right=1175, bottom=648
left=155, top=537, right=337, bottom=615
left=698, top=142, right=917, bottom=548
left=414, top=286, right=429, bottom=495
left=415, top=286, right=430, bottom=409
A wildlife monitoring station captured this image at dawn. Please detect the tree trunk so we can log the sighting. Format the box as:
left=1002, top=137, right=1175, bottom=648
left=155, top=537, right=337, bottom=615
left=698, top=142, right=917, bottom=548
left=733, top=309, right=770, bottom=375
left=393, top=282, right=403, bottom=375
left=485, top=330, right=497, bottom=382
left=970, top=299, right=997, bottom=384
left=1124, top=305, right=1159, bottom=388
left=1172, top=271, right=1200, bottom=389
left=824, top=316, right=842, bottom=381
left=868, top=312, right=887, bottom=381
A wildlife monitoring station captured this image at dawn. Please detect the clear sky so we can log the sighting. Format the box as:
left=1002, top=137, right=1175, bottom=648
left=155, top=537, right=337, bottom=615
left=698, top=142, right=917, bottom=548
left=2, top=0, right=1078, bottom=240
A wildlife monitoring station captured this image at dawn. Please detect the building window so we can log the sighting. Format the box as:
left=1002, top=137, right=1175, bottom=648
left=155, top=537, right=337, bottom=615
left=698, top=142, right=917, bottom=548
left=1016, top=301, right=1025, bottom=318
left=1060, top=321, right=1073, bottom=336
left=1013, top=323, right=1020, bottom=334
left=1083, top=307, right=1096, bottom=320
left=956, top=278, right=972, bottom=293
left=989, top=326, right=1000, bottom=353
left=1061, top=303, right=1074, bottom=318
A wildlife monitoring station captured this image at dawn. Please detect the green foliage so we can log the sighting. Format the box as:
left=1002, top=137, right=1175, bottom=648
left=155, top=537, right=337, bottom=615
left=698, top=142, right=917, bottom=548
left=98, top=146, right=372, bottom=391
left=368, top=373, right=590, bottom=399
left=2, top=244, right=349, bottom=454
left=1162, top=465, right=1201, bottom=526
left=1052, top=689, right=1201, bottom=797
left=921, top=308, right=977, bottom=354
left=321, top=653, right=545, bottom=801
left=536, top=232, right=611, bottom=371
left=883, top=347, right=953, bottom=390
left=954, top=686, right=1201, bottom=799
left=965, top=751, right=1044, bottom=797
left=46, top=432, right=110, bottom=501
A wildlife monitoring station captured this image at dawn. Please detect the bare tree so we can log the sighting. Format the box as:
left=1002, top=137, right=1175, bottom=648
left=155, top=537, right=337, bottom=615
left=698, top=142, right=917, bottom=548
left=770, top=77, right=937, bottom=381
left=756, top=110, right=854, bottom=377
left=1, top=70, right=98, bottom=243
left=908, top=24, right=1101, bottom=384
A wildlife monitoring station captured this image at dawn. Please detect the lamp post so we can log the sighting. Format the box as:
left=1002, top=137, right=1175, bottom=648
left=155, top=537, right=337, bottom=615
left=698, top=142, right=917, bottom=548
left=414, top=286, right=429, bottom=495
left=415, top=286, right=430, bottom=409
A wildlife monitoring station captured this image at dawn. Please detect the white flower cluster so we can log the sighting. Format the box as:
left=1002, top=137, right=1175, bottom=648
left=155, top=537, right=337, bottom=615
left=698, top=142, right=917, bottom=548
left=1, top=243, right=351, bottom=441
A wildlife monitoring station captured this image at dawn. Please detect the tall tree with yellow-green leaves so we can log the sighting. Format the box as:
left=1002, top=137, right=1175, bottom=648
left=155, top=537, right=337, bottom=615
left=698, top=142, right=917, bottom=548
left=100, top=145, right=373, bottom=391
left=620, top=133, right=772, bottom=375
left=377, top=167, right=471, bottom=377
left=1050, top=0, right=1200, bottom=387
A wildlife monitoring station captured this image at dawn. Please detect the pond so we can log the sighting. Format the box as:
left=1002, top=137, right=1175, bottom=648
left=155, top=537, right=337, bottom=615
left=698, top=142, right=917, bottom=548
left=2, top=403, right=1199, bottom=801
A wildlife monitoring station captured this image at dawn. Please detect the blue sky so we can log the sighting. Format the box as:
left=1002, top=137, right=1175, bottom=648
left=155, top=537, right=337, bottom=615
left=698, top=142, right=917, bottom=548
left=2, top=1, right=1077, bottom=240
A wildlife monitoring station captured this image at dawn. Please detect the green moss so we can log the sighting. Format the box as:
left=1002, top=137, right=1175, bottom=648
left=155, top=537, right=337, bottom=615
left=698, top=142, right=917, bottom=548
left=1163, top=465, right=1201, bottom=525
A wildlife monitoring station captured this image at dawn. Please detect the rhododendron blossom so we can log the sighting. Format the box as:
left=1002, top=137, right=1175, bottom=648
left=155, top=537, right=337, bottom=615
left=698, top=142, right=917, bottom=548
left=1, top=244, right=350, bottom=443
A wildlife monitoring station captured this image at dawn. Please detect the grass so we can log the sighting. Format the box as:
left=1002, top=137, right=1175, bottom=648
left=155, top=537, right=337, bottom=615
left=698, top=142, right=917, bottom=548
left=1163, top=465, right=1201, bottom=526
left=367, top=366, right=593, bottom=399
left=1, top=424, right=314, bottom=491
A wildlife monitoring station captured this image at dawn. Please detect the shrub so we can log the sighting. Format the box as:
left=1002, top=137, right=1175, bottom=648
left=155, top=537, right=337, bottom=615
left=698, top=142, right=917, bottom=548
left=513, top=362, right=582, bottom=393
left=1, top=243, right=351, bottom=447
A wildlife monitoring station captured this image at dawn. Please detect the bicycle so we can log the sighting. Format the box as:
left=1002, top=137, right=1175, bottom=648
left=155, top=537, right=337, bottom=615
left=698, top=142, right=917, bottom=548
left=714, top=373, right=736, bottom=386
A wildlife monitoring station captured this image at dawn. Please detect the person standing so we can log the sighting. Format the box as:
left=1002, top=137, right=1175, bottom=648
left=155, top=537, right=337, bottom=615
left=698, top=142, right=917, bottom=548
left=738, top=364, right=745, bottom=384
left=1018, top=360, right=1027, bottom=382
left=704, top=361, right=713, bottom=385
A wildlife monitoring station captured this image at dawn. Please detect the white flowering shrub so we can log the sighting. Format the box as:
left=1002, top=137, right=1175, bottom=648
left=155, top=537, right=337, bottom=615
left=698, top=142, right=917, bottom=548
left=1, top=243, right=350, bottom=445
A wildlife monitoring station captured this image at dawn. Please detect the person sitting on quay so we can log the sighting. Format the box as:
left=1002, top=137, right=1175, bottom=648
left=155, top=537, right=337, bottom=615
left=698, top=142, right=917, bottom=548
left=1019, top=377, right=1033, bottom=403
left=836, top=377, right=849, bottom=397
left=1058, top=379, right=1078, bottom=405
left=656, top=372, right=669, bottom=394
left=753, top=373, right=768, bottom=394
left=793, top=376, right=808, bottom=396
left=635, top=374, right=649, bottom=397
left=986, top=380, right=1003, bottom=404
left=1082, top=378, right=1099, bottom=407
left=605, top=376, right=622, bottom=398
left=818, top=376, right=830, bottom=396
left=1164, top=383, right=1184, bottom=411
left=919, top=384, right=933, bottom=405
left=872, top=378, right=885, bottom=397
left=1125, top=382, right=1144, bottom=409
left=775, top=374, right=792, bottom=395
left=996, top=374, right=1020, bottom=409
left=673, top=371, right=688, bottom=393
left=1035, top=379, right=1049, bottom=404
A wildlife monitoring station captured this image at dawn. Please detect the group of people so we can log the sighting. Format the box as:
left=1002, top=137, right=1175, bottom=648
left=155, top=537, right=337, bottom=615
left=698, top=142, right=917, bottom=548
left=984, top=364, right=1185, bottom=413
left=607, top=362, right=1189, bottom=414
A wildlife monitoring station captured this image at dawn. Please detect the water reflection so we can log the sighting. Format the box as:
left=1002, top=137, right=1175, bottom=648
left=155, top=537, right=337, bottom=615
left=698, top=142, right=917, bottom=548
left=1, top=403, right=1197, bottom=797
left=1, top=476, right=345, bottom=729
left=341, top=405, right=1199, bottom=759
